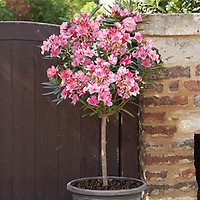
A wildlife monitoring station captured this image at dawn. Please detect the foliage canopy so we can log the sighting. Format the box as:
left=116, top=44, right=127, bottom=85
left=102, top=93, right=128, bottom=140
left=0, top=0, right=94, bottom=24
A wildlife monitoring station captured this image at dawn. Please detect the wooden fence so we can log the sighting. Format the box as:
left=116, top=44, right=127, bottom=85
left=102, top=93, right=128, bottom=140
left=0, top=22, right=139, bottom=200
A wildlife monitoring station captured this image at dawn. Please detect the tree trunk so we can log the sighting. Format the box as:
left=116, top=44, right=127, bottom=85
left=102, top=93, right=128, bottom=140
left=101, top=114, right=108, bottom=186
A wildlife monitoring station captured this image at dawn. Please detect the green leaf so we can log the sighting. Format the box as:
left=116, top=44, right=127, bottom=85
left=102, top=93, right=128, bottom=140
left=120, top=108, right=135, bottom=118
left=41, top=82, right=58, bottom=89
left=42, top=91, right=56, bottom=96
left=90, top=4, right=102, bottom=19
left=157, top=5, right=166, bottom=13
left=52, top=98, right=63, bottom=105
left=53, top=87, right=62, bottom=95
left=144, top=79, right=157, bottom=86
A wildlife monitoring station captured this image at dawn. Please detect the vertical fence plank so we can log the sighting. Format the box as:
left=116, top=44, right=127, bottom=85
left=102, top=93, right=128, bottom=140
left=57, top=103, right=81, bottom=200
left=120, top=103, right=139, bottom=178
left=0, top=41, right=13, bottom=200
left=35, top=43, right=58, bottom=200
left=12, top=41, right=35, bottom=200
left=80, top=112, right=100, bottom=178
left=107, top=115, right=120, bottom=176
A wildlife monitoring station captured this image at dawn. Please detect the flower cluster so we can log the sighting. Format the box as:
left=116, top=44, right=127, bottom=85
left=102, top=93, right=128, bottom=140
left=41, top=5, right=160, bottom=116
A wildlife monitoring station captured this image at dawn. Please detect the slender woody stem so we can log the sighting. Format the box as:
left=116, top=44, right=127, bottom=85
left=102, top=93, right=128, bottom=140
left=101, top=114, right=108, bottom=186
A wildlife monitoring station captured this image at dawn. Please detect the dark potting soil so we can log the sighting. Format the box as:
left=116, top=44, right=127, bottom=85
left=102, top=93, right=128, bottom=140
left=74, top=178, right=143, bottom=190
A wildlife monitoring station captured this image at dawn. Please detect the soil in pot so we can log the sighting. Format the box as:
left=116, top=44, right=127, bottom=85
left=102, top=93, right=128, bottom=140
left=74, top=178, right=143, bottom=190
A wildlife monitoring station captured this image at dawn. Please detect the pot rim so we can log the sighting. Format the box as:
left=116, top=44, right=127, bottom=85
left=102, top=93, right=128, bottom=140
left=67, top=176, right=147, bottom=196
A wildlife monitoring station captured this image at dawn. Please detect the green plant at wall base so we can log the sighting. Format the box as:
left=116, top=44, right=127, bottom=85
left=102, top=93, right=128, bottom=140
left=118, top=0, right=200, bottom=13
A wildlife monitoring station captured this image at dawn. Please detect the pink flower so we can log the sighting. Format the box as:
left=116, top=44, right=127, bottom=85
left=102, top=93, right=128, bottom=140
left=108, top=55, right=117, bottom=65
left=149, top=50, right=159, bottom=62
left=111, top=5, right=121, bottom=14
left=119, top=55, right=132, bottom=66
left=108, top=72, right=117, bottom=83
left=134, top=71, right=142, bottom=82
left=120, top=8, right=131, bottom=17
left=71, top=94, right=79, bottom=105
left=95, top=14, right=104, bottom=23
left=119, top=46, right=126, bottom=54
left=130, top=82, right=140, bottom=96
left=109, top=30, right=123, bottom=44
left=71, top=16, right=81, bottom=25
left=71, top=49, right=85, bottom=66
left=133, top=11, right=142, bottom=22
left=47, top=66, right=57, bottom=78
left=141, top=59, right=151, bottom=68
left=98, top=91, right=113, bottom=107
left=133, top=47, right=148, bottom=60
left=123, top=93, right=130, bottom=99
left=60, top=22, right=68, bottom=35
left=89, top=20, right=100, bottom=32
left=143, top=38, right=154, bottom=49
left=87, top=95, right=100, bottom=106
left=60, top=69, right=72, bottom=79
left=117, top=66, right=129, bottom=76
left=95, top=58, right=110, bottom=67
left=67, top=26, right=76, bottom=37
left=114, top=22, right=122, bottom=30
left=61, top=88, right=68, bottom=99
left=81, top=13, right=91, bottom=19
left=41, top=40, right=51, bottom=54
left=97, top=29, right=109, bottom=42
left=122, top=17, right=136, bottom=32
left=117, top=88, right=123, bottom=97
left=50, top=47, right=60, bottom=57
left=86, top=83, right=99, bottom=94
left=134, top=32, right=144, bottom=43
left=75, top=25, right=89, bottom=37
left=122, top=32, right=131, bottom=43
left=84, top=47, right=97, bottom=58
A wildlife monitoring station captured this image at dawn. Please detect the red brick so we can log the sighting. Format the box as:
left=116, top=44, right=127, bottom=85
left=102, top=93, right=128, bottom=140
left=142, top=125, right=177, bottom=137
left=178, top=169, right=195, bottom=179
left=143, top=96, right=188, bottom=107
left=184, top=80, right=200, bottom=91
left=142, top=112, right=166, bottom=123
left=145, top=154, right=194, bottom=165
left=195, top=64, right=200, bottom=76
left=169, top=80, right=179, bottom=91
left=148, top=181, right=196, bottom=195
left=145, top=84, right=163, bottom=93
left=151, top=66, right=190, bottom=80
left=142, top=141, right=164, bottom=151
left=145, top=170, right=167, bottom=181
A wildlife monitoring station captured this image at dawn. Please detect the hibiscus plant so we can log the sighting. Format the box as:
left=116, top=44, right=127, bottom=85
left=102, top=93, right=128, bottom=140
left=41, top=4, right=161, bottom=187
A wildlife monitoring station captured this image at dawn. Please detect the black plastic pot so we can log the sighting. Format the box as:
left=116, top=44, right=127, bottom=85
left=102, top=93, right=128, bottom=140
left=67, top=176, right=147, bottom=200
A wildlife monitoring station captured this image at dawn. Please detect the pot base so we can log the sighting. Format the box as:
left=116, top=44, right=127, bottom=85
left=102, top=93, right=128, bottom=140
left=67, top=176, right=147, bottom=200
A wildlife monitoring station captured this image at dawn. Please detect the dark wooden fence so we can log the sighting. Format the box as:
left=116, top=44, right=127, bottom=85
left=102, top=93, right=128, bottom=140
left=0, top=22, right=139, bottom=200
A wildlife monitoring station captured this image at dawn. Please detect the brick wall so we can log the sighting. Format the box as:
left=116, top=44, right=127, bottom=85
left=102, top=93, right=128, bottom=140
left=139, top=14, right=200, bottom=200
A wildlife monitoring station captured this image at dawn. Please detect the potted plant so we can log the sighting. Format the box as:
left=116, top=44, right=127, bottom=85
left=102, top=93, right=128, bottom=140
left=41, top=2, right=161, bottom=200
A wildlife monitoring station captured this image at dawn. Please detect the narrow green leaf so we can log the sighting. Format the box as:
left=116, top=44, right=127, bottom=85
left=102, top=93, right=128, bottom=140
left=90, top=4, right=102, bottom=19
left=120, top=108, right=135, bottom=118
left=42, top=91, right=56, bottom=96
left=53, top=88, right=62, bottom=95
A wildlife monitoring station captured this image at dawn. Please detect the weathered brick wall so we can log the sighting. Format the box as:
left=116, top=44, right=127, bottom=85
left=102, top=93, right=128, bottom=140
left=139, top=14, right=200, bottom=200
